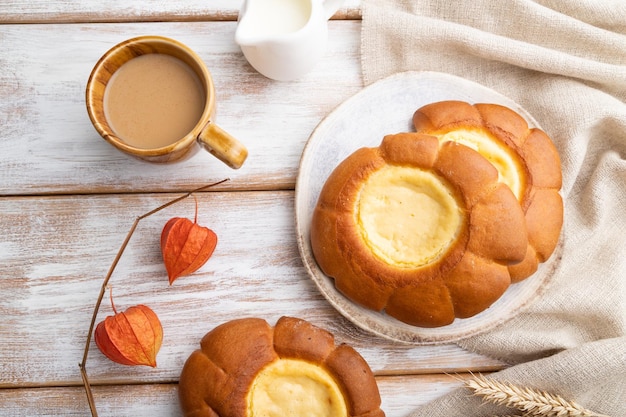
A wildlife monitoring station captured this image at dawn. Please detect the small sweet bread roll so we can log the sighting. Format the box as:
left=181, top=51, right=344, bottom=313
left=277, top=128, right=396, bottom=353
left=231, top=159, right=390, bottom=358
left=413, top=101, right=563, bottom=281
left=311, top=133, right=528, bottom=327
left=178, top=316, right=385, bottom=417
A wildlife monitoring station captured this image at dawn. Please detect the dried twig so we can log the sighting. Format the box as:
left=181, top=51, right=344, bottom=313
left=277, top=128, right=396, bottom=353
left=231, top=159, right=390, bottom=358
left=466, top=374, right=611, bottom=417
left=78, top=179, right=228, bottom=417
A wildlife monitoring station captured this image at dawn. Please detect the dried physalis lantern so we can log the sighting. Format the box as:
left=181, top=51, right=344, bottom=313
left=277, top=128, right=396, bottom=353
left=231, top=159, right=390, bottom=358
left=161, top=195, right=217, bottom=285
left=94, top=292, right=163, bottom=368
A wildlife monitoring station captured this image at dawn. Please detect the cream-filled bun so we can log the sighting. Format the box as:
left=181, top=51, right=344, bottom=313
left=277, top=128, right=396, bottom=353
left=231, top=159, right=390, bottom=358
left=413, top=101, right=563, bottom=281
left=311, top=133, right=529, bottom=327
left=178, top=316, right=385, bottom=417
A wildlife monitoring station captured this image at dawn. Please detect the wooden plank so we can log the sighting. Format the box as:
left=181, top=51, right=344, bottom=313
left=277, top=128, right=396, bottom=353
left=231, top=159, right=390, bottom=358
left=0, top=192, right=505, bottom=388
left=0, top=373, right=471, bottom=417
left=0, top=0, right=362, bottom=24
left=0, top=20, right=362, bottom=196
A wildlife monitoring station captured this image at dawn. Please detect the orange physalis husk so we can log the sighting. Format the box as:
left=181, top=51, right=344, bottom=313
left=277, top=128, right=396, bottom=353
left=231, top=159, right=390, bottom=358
left=160, top=196, right=217, bottom=285
left=94, top=303, right=163, bottom=367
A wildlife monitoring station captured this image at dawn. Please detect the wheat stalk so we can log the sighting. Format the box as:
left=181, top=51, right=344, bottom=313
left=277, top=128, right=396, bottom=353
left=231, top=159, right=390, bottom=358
left=465, top=374, right=611, bottom=417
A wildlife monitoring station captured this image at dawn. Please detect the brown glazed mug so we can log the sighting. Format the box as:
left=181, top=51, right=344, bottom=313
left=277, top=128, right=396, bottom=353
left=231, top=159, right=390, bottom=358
left=86, top=35, right=248, bottom=169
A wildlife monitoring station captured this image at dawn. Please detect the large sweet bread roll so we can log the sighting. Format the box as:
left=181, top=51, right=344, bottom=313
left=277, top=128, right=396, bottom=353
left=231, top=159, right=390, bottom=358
left=311, top=133, right=529, bottom=327
left=178, top=316, right=385, bottom=417
left=413, top=101, right=563, bottom=281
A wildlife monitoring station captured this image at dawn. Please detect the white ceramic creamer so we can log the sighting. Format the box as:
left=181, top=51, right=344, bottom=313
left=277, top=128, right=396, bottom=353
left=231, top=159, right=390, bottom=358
left=235, top=0, right=344, bottom=81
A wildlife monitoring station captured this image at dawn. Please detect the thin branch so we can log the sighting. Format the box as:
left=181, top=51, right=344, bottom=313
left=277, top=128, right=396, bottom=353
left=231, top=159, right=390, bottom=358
left=78, top=179, right=228, bottom=416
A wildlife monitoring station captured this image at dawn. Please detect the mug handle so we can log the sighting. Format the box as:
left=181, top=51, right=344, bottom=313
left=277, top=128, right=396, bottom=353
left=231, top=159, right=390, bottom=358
left=323, top=0, right=344, bottom=20
left=197, top=123, right=248, bottom=169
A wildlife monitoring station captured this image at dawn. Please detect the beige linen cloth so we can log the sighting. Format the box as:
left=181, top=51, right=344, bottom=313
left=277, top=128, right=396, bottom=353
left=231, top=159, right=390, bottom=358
left=361, top=1, right=626, bottom=415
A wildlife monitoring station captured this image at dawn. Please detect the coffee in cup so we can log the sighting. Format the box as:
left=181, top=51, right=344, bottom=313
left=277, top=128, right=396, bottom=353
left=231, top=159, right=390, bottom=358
left=86, top=36, right=247, bottom=168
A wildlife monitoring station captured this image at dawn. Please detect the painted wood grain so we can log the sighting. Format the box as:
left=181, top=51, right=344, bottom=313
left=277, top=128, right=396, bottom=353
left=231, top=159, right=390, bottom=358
left=0, top=20, right=362, bottom=196
left=0, top=3, right=511, bottom=414
left=0, top=0, right=361, bottom=24
left=0, top=373, right=473, bottom=417
left=0, top=191, right=505, bottom=388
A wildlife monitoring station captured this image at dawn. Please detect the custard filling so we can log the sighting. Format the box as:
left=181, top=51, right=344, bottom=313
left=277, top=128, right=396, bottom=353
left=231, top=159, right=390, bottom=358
left=247, top=358, right=347, bottom=417
left=357, top=165, right=462, bottom=268
left=437, top=128, right=524, bottom=199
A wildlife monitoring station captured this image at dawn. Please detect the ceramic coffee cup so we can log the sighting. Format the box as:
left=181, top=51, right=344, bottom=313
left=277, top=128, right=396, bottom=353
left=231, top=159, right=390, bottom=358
left=86, top=35, right=247, bottom=169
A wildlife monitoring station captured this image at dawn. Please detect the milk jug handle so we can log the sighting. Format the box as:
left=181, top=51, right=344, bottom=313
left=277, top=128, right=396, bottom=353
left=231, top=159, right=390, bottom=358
left=323, top=0, right=344, bottom=20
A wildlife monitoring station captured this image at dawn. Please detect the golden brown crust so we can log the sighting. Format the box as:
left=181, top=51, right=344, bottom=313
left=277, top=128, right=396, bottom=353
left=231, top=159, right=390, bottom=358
left=310, top=133, right=528, bottom=327
left=324, top=344, right=385, bottom=417
left=273, top=316, right=335, bottom=362
left=413, top=101, right=563, bottom=282
left=178, top=317, right=384, bottom=417
left=180, top=318, right=277, bottom=417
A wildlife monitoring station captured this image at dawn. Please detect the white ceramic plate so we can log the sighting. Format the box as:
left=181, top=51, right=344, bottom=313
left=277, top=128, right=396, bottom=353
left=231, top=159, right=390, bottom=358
left=295, top=71, right=561, bottom=344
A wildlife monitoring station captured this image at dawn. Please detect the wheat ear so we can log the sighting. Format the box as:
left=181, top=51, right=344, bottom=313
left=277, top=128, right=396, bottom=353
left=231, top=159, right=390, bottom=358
left=465, top=374, right=611, bottom=417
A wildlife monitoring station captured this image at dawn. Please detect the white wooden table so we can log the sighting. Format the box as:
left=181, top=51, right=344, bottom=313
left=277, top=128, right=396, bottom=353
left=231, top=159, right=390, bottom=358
left=0, top=2, right=507, bottom=415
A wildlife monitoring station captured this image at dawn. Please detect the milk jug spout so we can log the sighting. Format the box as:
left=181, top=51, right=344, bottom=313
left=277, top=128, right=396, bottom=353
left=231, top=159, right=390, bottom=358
left=235, top=0, right=344, bottom=81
